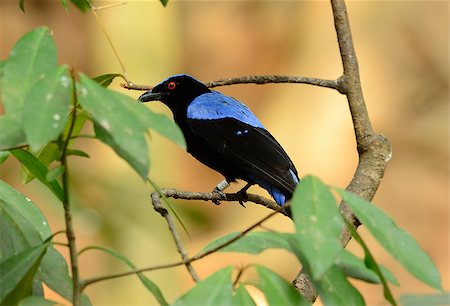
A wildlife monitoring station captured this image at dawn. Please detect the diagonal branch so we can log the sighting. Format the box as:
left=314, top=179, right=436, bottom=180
left=150, top=192, right=200, bottom=283
left=81, top=211, right=277, bottom=288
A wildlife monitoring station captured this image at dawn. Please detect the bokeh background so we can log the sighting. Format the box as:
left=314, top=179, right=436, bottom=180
left=1, top=0, right=448, bottom=305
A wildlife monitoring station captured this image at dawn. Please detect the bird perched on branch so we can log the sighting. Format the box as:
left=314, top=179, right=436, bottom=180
left=139, top=74, right=299, bottom=208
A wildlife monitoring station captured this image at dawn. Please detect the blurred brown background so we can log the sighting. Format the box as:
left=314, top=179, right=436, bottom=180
left=1, top=1, right=448, bottom=305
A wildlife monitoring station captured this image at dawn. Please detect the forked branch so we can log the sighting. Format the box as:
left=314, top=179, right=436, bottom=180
left=292, top=0, right=392, bottom=302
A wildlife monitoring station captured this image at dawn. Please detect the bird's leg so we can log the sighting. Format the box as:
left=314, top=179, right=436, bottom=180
left=236, top=183, right=253, bottom=207
left=212, top=179, right=230, bottom=205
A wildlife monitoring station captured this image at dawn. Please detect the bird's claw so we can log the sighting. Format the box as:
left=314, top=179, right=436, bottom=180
left=236, top=189, right=248, bottom=207
left=212, top=187, right=226, bottom=205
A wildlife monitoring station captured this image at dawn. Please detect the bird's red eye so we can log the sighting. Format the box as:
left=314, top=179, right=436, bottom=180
left=167, top=81, right=176, bottom=90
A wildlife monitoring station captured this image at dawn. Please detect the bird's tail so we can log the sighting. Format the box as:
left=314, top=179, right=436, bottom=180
left=250, top=169, right=299, bottom=218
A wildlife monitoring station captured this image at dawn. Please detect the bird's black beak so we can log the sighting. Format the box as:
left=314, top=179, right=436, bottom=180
left=138, top=90, right=166, bottom=103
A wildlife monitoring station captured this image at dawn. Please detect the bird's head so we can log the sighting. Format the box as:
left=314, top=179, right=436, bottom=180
left=139, top=74, right=210, bottom=113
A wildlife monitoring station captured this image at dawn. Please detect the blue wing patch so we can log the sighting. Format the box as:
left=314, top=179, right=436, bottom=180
left=186, top=91, right=265, bottom=128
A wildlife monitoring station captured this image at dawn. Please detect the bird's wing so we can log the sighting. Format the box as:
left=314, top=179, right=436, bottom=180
left=186, top=117, right=299, bottom=194
left=186, top=91, right=265, bottom=129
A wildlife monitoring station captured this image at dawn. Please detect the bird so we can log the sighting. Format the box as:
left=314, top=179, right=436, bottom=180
left=139, top=74, right=299, bottom=210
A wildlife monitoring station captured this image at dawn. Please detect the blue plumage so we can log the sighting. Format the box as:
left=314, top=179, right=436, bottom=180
left=187, top=91, right=265, bottom=129
left=139, top=74, right=300, bottom=210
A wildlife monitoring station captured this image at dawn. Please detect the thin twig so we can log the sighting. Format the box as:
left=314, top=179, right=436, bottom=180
left=53, top=242, right=70, bottom=247
left=161, top=188, right=290, bottom=218
left=61, top=69, right=81, bottom=306
left=206, top=75, right=340, bottom=91
left=81, top=211, right=277, bottom=288
left=86, top=0, right=130, bottom=84
left=120, top=75, right=339, bottom=92
left=0, top=143, right=28, bottom=151
left=233, top=265, right=250, bottom=287
left=292, top=0, right=392, bottom=302
left=150, top=192, right=200, bottom=283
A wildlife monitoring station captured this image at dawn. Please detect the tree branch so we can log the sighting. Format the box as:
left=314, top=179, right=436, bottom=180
left=121, top=75, right=340, bottom=92
left=81, top=211, right=277, bottom=288
left=292, top=0, right=392, bottom=302
left=161, top=188, right=290, bottom=218
left=150, top=192, right=200, bottom=283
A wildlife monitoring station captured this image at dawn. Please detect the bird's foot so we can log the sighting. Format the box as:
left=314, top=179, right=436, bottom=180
left=236, top=190, right=248, bottom=207
left=211, top=179, right=230, bottom=205
left=212, top=187, right=226, bottom=205
left=236, top=183, right=252, bottom=207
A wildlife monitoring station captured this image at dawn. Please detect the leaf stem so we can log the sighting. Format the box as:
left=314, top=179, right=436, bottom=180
left=60, top=69, right=81, bottom=306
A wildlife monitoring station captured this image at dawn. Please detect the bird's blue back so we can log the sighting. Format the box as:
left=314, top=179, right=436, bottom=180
left=186, top=91, right=265, bottom=129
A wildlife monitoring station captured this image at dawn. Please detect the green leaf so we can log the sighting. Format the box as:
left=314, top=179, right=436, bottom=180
left=23, top=65, right=72, bottom=152
left=92, top=73, right=123, bottom=87
left=200, top=231, right=295, bottom=255
left=37, top=247, right=91, bottom=306
left=22, top=143, right=60, bottom=184
left=69, top=0, right=90, bottom=12
left=291, top=176, right=343, bottom=278
left=0, top=115, right=26, bottom=150
left=314, top=265, right=365, bottom=306
left=59, top=0, right=68, bottom=12
left=146, top=178, right=191, bottom=239
left=94, top=123, right=149, bottom=179
left=337, top=250, right=398, bottom=285
left=0, top=199, right=43, bottom=262
left=67, top=149, right=90, bottom=158
left=1, top=27, right=57, bottom=119
left=0, top=61, right=5, bottom=76
left=0, top=151, right=10, bottom=165
left=143, top=110, right=186, bottom=150
left=172, top=267, right=233, bottom=306
left=64, top=109, right=88, bottom=140
left=399, top=292, right=450, bottom=306
left=31, top=278, right=44, bottom=297
left=232, top=285, right=256, bottom=306
left=336, top=189, right=442, bottom=291
left=0, top=242, right=50, bottom=305
left=0, top=181, right=90, bottom=306
left=0, top=180, right=52, bottom=250
left=78, top=74, right=151, bottom=179
left=45, top=165, right=65, bottom=182
left=18, top=296, right=57, bottom=306
left=255, top=265, right=310, bottom=306
left=345, top=219, right=397, bottom=305
left=10, top=149, right=64, bottom=202
left=79, top=246, right=168, bottom=306
left=19, top=0, right=25, bottom=12
left=159, top=0, right=169, bottom=7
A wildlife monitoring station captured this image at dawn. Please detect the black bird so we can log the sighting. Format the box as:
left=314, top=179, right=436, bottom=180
left=139, top=74, right=299, bottom=208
